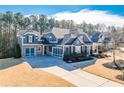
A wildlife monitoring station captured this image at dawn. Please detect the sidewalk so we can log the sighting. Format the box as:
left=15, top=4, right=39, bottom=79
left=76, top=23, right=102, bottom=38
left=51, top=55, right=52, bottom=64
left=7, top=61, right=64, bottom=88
left=40, top=66, right=124, bottom=87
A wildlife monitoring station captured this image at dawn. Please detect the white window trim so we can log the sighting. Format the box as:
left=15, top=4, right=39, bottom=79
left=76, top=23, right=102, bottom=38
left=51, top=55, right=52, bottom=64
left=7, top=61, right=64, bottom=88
left=29, top=35, right=33, bottom=43
left=48, top=36, right=58, bottom=43
left=49, top=36, right=52, bottom=41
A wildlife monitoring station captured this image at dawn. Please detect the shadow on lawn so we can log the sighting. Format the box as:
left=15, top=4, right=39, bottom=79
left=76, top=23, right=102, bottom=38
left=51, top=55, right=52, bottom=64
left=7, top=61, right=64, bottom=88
left=116, top=75, right=124, bottom=81
left=103, top=62, right=118, bottom=70
left=0, top=58, right=23, bottom=70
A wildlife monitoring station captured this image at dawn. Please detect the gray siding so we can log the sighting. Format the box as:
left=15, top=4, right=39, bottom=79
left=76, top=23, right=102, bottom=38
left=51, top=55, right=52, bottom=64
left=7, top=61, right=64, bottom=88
left=73, top=39, right=82, bottom=45
left=23, top=34, right=42, bottom=44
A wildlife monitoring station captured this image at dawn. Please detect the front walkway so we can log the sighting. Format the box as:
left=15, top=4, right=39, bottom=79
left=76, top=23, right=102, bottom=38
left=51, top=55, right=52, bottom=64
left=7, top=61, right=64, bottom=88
left=41, top=67, right=124, bottom=87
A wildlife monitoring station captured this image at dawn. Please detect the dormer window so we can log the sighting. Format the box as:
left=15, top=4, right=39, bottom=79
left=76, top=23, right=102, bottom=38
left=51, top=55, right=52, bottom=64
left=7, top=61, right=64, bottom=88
left=29, top=35, right=33, bottom=43
left=80, top=36, right=83, bottom=39
left=49, top=36, right=52, bottom=41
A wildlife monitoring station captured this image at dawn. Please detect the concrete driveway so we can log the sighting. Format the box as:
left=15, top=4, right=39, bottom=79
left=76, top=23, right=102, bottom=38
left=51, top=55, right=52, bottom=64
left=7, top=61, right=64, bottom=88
left=23, top=56, right=76, bottom=71
left=23, top=56, right=124, bottom=87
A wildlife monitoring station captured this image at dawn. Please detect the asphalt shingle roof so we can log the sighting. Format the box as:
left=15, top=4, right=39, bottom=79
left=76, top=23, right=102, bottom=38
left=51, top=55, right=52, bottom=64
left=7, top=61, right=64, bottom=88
left=91, top=32, right=101, bottom=42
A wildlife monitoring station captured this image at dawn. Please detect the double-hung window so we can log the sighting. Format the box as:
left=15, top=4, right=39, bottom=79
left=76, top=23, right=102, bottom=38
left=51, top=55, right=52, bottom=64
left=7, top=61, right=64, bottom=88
left=29, top=35, right=33, bottom=43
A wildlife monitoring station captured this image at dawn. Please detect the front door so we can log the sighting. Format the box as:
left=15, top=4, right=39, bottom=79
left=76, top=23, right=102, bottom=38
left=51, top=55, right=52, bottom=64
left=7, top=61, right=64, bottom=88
left=44, top=46, right=52, bottom=55
left=44, top=46, right=49, bottom=55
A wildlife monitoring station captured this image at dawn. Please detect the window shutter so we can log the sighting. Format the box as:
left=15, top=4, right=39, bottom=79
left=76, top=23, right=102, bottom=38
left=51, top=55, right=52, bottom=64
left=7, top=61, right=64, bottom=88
left=27, top=36, right=29, bottom=43
left=33, top=36, right=35, bottom=43
left=73, top=46, right=75, bottom=53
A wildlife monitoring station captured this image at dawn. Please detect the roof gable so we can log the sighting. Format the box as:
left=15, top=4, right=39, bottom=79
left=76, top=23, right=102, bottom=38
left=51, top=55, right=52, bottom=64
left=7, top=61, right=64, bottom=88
left=42, top=33, right=57, bottom=44
left=72, top=38, right=83, bottom=45
left=91, top=32, right=102, bottom=42
left=78, top=34, right=93, bottom=44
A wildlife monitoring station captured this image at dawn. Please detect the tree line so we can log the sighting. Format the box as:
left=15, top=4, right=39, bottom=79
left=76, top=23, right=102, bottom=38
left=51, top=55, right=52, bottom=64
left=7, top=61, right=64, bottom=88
left=0, top=11, right=124, bottom=58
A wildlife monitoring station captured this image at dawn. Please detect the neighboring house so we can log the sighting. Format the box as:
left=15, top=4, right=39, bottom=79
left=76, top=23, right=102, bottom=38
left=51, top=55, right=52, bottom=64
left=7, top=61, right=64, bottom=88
left=91, top=32, right=113, bottom=53
left=18, top=27, right=94, bottom=57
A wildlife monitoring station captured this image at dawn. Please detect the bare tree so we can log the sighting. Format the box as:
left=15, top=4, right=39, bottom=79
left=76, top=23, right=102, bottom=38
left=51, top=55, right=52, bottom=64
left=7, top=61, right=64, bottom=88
left=111, top=26, right=124, bottom=80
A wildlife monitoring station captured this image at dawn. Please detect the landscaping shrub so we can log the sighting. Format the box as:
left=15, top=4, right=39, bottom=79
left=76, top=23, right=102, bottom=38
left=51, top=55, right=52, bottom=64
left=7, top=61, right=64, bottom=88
left=63, top=53, right=70, bottom=61
left=14, top=44, right=21, bottom=58
left=92, top=53, right=111, bottom=58
left=63, top=52, right=90, bottom=63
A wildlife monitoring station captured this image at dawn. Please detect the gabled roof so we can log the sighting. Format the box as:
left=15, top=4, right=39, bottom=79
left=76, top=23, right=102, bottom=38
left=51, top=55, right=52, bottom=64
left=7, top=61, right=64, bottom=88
left=19, top=30, right=42, bottom=40
left=43, top=27, right=70, bottom=39
left=23, top=31, right=40, bottom=36
left=78, top=34, right=93, bottom=45
left=65, top=37, right=77, bottom=45
left=91, top=32, right=113, bottom=43
left=60, top=31, right=93, bottom=45
left=41, top=37, right=50, bottom=44
left=18, top=30, right=41, bottom=37
left=91, top=32, right=101, bottom=42
left=18, top=30, right=28, bottom=36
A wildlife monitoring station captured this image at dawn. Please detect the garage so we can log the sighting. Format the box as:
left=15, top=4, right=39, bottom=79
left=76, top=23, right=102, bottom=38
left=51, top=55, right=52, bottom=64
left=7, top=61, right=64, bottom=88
left=25, top=48, right=35, bottom=56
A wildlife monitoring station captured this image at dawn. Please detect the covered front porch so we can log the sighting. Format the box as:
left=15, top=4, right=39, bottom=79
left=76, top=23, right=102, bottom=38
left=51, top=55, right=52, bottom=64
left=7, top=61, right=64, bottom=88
left=51, top=45, right=93, bottom=58
left=42, top=45, right=52, bottom=56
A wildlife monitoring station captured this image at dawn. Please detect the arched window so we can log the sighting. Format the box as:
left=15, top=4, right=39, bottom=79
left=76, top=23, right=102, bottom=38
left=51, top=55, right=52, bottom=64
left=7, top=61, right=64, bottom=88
left=80, top=36, right=83, bottom=39
left=49, top=36, right=52, bottom=41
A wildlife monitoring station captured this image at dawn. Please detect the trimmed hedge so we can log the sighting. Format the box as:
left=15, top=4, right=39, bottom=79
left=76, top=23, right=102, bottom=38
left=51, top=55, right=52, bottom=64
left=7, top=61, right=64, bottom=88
left=14, top=44, right=21, bottom=58
left=63, top=52, right=91, bottom=63
left=92, top=53, right=110, bottom=58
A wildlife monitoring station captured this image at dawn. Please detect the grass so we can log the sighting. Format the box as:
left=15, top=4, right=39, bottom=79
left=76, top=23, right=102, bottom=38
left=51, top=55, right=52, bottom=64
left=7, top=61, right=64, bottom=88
left=0, top=58, right=74, bottom=87
left=83, top=56, right=124, bottom=84
left=0, top=58, right=23, bottom=70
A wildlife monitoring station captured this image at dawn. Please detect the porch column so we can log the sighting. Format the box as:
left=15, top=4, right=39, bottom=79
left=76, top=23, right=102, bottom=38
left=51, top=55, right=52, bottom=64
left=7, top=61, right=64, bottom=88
left=51, top=47, right=53, bottom=56
left=71, top=45, right=73, bottom=53
left=42, top=45, right=44, bottom=56
left=62, top=45, right=64, bottom=57
left=88, top=46, right=91, bottom=56
left=96, top=45, right=98, bottom=54
left=21, top=36, right=24, bottom=56
left=80, top=46, right=82, bottom=53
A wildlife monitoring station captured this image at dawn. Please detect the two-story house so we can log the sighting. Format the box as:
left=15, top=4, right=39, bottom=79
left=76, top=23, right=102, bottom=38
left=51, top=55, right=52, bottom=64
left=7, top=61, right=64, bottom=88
left=41, top=28, right=93, bottom=57
left=18, top=27, right=94, bottom=58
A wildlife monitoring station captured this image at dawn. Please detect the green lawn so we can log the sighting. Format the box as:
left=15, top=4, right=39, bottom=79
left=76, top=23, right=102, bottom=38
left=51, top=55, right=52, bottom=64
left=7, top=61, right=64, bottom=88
left=0, top=58, right=23, bottom=70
